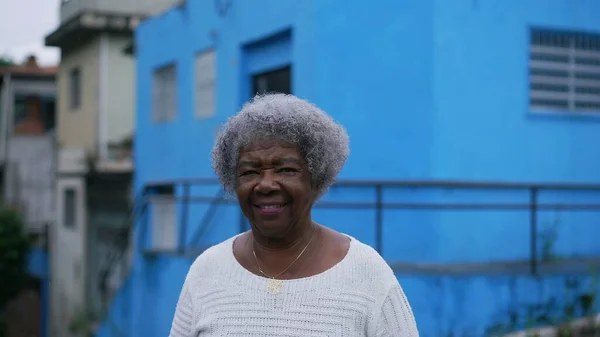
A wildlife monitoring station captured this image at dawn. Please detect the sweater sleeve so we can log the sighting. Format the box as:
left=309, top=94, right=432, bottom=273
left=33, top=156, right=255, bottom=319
left=373, top=282, right=419, bottom=337
left=169, top=281, right=195, bottom=337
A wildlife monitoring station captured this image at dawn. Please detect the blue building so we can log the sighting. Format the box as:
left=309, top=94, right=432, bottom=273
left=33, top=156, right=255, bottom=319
left=96, top=1, right=600, bottom=336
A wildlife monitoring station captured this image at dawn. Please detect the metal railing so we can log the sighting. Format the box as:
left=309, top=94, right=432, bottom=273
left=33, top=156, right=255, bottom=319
left=94, top=192, right=143, bottom=337
left=140, top=178, right=600, bottom=275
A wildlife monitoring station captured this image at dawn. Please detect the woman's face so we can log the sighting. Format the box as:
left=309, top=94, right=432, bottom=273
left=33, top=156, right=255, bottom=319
left=236, top=140, right=315, bottom=238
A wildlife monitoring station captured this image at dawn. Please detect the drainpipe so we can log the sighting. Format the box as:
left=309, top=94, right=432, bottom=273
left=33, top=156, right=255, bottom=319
left=1, top=73, right=13, bottom=201
left=1, top=73, right=11, bottom=164
left=98, top=34, right=109, bottom=162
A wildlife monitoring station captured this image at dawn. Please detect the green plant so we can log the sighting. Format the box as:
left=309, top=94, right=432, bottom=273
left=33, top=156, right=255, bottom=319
left=539, top=216, right=560, bottom=262
left=483, top=213, right=600, bottom=337
left=120, top=134, right=134, bottom=150
left=0, top=56, right=15, bottom=67
left=68, top=310, right=96, bottom=337
left=0, top=320, right=6, bottom=337
left=0, top=208, right=30, bottom=304
left=0, top=207, right=31, bottom=335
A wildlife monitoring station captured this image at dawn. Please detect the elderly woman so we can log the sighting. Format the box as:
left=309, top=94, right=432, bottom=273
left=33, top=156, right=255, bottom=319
left=169, top=93, right=419, bottom=336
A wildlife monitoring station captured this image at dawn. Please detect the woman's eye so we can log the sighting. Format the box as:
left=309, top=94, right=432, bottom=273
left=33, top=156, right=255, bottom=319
left=278, top=168, right=297, bottom=174
left=240, top=170, right=258, bottom=176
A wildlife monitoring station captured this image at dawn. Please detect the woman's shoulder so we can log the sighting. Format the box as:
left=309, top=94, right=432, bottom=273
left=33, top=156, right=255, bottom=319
left=184, top=235, right=239, bottom=281
left=342, top=236, right=399, bottom=287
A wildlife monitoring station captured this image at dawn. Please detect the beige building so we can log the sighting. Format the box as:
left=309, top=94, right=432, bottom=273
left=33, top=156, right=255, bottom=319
left=44, top=1, right=177, bottom=336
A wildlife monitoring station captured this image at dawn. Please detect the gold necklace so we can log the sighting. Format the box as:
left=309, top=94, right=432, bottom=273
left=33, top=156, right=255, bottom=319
left=252, top=226, right=317, bottom=294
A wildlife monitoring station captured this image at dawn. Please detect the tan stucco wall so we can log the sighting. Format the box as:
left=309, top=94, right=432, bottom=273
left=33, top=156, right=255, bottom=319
left=106, top=35, right=135, bottom=145
left=56, top=37, right=100, bottom=154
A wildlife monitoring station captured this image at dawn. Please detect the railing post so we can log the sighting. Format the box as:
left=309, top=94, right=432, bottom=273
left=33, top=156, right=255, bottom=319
left=179, top=183, right=190, bottom=254
left=138, top=192, right=149, bottom=253
left=375, top=184, right=383, bottom=254
left=530, top=187, right=538, bottom=275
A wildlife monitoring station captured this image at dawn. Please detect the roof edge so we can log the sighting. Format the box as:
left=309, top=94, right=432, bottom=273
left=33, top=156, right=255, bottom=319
left=45, top=11, right=145, bottom=48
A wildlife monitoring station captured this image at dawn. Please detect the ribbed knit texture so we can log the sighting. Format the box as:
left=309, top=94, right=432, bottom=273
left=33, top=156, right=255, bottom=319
left=169, top=235, right=419, bottom=336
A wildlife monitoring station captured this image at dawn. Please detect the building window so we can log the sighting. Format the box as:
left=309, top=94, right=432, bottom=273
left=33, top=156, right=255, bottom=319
left=150, top=185, right=176, bottom=251
left=529, top=29, right=600, bottom=113
left=152, top=63, right=177, bottom=123
left=13, top=96, right=54, bottom=135
left=195, top=49, right=216, bottom=118
left=251, top=66, right=292, bottom=96
left=64, top=188, right=76, bottom=229
left=70, top=68, right=81, bottom=109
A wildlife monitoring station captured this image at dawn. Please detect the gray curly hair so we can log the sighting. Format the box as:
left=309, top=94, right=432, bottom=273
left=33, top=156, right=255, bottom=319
left=211, top=93, right=350, bottom=198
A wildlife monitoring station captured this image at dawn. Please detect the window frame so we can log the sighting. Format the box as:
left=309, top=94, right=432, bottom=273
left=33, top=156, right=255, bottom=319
left=251, top=65, right=292, bottom=96
left=152, top=63, right=178, bottom=123
left=528, top=29, right=600, bottom=114
left=195, top=49, right=216, bottom=119
left=64, top=187, right=76, bottom=229
left=69, top=67, right=81, bottom=110
left=149, top=185, right=177, bottom=251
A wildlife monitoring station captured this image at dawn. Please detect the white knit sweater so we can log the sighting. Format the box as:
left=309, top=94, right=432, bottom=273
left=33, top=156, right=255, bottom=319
left=169, top=235, right=419, bottom=336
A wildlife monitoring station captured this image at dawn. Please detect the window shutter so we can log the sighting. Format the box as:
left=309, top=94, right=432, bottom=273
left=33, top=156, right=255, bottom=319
left=529, top=30, right=600, bottom=113
left=195, top=49, right=216, bottom=118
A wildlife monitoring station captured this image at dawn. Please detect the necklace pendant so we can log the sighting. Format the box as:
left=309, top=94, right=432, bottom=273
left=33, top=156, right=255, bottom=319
left=266, top=279, right=283, bottom=294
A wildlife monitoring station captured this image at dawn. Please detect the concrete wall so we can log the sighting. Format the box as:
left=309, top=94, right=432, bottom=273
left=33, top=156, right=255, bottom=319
left=105, top=36, right=135, bottom=147
left=98, top=252, right=600, bottom=337
left=28, top=247, right=49, bottom=337
left=109, top=0, right=600, bottom=336
left=0, top=76, right=56, bottom=233
left=6, top=135, right=55, bottom=233
left=52, top=37, right=99, bottom=337
left=431, top=0, right=600, bottom=181
left=134, top=0, right=436, bottom=184
left=57, top=33, right=136, bottom=163
left=428, top=0, right=600, bottom=266
left=57, top=37, right=99, bottom=154
left=51, top=176, right=87, bottom=337
left=60, top=0, right=180, bottom=23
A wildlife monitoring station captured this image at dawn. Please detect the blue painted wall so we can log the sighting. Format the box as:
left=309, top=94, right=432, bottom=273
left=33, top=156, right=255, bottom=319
left=430, top=0, right=600, bottom=265
left=113, top=0, right=600, bottom=336
left=95, top=276, right=132, bottom=337
left=27, top=247, right=49, bottom=337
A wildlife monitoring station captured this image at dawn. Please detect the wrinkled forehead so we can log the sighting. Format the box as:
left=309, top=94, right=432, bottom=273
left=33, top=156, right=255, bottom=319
left=241, top=139, right=297, bottom=153
left=237, top=139, right=306, bottom=166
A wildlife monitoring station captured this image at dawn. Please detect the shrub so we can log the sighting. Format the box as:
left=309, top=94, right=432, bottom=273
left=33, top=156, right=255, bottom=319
left=0, top=207, right=31, bottom=308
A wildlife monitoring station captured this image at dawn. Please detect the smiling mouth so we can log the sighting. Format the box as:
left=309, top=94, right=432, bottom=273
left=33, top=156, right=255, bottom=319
left=254, top=203, right=288, bottom=214
left=255, top=204, right=286, bottom=209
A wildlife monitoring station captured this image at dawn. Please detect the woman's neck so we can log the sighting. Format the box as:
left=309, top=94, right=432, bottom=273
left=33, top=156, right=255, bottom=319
left=252, top=221, right=317, bottom=251
left=248, top=222, right=320, bottom=278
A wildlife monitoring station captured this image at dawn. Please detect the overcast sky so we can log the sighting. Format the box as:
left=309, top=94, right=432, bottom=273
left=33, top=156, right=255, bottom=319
left=0, top=0, right=61, bottom=66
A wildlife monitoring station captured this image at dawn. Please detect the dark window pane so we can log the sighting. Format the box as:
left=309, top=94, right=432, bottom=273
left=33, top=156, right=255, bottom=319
left=251, top=66, right=291, bottom=96
left=43, top=99, right=56, bottom=131
left=64, top=188, right=76, bottom=228
left=70, top=68, right=81, bottom=109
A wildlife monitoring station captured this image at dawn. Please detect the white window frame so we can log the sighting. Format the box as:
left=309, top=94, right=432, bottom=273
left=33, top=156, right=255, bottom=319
left=150, top=191, right=177, bottom=251
left=152, top=63, right=177, bottom=123
left=529, top=29, right=600, bottom=113
left=57, top=178, right=85, bottom=231
left=195, top=49, right=216, bottom=118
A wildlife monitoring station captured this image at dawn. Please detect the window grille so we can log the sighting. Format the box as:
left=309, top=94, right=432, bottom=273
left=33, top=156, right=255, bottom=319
left=152, top=64, right=177, bottom=122
left=529, top=29, right=600, bottom=112
left=150, top=193, right=176, bottom=251
left=195, top=49, right=216, bottom=118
